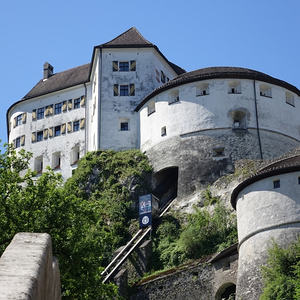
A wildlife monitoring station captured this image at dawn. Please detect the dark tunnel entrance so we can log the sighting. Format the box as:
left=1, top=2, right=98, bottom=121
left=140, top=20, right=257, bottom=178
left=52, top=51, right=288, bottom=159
left=216, top=283, right=236, bottom=300
left=152, top=167, right=178, bottom=209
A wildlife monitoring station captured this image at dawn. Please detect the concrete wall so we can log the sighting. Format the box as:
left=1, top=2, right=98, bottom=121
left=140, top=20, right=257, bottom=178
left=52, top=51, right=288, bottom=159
left=8, top=85, right=87, bottom=179
left=0, top=233, right=61, bottom=300
left=235, top=171, right=300, bottom=299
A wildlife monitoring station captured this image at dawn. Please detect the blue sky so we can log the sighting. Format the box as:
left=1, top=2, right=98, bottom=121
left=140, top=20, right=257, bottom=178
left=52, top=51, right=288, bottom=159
left=1, top=0, right=299, bottom=150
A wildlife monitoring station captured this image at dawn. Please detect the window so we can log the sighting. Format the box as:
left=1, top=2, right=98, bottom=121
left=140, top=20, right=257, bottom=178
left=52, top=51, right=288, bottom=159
left=73, top=98, right=81, bottom=109
left=71, top=145, right=80, bottom=165
left=120, top=85, right=129, bottom=96
left=37, top=107, right=44, bottom=120
left=260, top=85, right=272, bottom=98
left=119, top=61, right=129, bottom=72
left=286, top=92, right=295, bottom=107
left=161, top=126, right=167, bottom=136
left=228, top=81, right=241, bottom=94
left=55, top=103, right=62, bottom=114
left=120, top=121, right=129, bottom=131
left=73, top=120, right=80, bottom=132
left=196, top=83, right=209, bottom=96
left=34, top=156, right=43, bottom=174
left=169, top=90, right=179, bottom=105
left=52, top=152, right=61, bottom=170
left=114, top=84, right=135, bottom=96
left=273, top=180, right=280, bottom=189
left=113, top=60, right=136, bottom=72
left=230, top=109, right=247, bottom=130
left=213, top=146, right=225, bottom=157
left=16, top=114, right=22, bottom=126
left=15, top=137, right=21, bottom=148
left=148, top=101, right=156, bottom=115
left=37, top=131, right=43, bottom=142
left=161, top=71, right=166, bottom=83
left=54, top=125, right=61, bottom=136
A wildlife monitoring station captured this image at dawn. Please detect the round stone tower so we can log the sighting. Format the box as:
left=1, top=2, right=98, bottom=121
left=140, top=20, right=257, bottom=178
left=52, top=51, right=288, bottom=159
left=231, top=155, right=300, bottom=299
left=136, top=67, right=300, bottom=201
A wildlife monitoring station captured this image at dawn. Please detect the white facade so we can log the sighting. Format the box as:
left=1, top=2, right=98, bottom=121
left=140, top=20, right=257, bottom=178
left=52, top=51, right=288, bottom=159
left=233, top=168, right=300, bottom=300
left=7, top=28, right=180, bottom=180
left=139, top=78, right=300, bottom=152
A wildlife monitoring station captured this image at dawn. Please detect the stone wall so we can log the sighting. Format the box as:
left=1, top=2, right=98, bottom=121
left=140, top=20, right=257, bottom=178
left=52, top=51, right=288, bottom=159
left=145, top=129, right=299, bottom=202
left=131, top=245, right=238, bottom=300
left=0, top=233, right=61, bottom=300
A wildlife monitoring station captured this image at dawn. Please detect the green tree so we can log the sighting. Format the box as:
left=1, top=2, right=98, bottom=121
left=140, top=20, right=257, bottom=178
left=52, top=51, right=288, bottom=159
left=260, top=237, right=300, bottom=300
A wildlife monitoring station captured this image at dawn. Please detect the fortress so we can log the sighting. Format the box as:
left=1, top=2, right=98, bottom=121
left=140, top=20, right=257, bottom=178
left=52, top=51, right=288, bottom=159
left=6, top=28, right=300, bottom=299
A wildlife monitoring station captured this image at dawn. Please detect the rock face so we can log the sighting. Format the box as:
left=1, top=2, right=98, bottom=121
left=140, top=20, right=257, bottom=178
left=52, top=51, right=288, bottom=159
left=0, top=233, right=61, bottom=300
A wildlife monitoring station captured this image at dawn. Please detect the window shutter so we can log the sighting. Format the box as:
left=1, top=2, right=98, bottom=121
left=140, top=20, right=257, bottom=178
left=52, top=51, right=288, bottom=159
left=20, top=135, right=25, bottom=146
left=80, top=118, right=85, bottom=129
left=67, top=122, right=72, bottom=133
left=31, top=132, right=36, bottom=143
left=113, top=61, right=118, bottom=71
left=61, top=123, right=66, bottom=134
left=45, top=106, right=50, bottom=116
left=49, top=105, right=53, bottom=115
left=12, top=139, right=16, bottom=147
left=43, top=129, right=48, bottom=139
left=32, top=109, right=37, bottom=121
left=68, top=99, right=73, bottom=110
left=130, top=84, right=135, bottom=96
left=13, top=118, right=17, bottom=128
left=22, top=113, right=27, bottom=124
left=130, top=60, right=136, bottom=71
left=49, top=127, right=53, bottom=138
left=114, top=84, right=119, bottom=96
left=80, top=96, right=85, bottom=107
left=62, top=101, right=67, bottom=112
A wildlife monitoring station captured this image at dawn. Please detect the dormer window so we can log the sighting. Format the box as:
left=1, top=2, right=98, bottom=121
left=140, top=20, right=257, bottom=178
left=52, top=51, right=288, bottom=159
left=196, top=83, right=209, bottom=96
left=260, top=84, right=272, bottom=98
left=161, top=71, right=166, bottom=83
left=228, top=81, right=241, bottom=94
left=286, top=92, right=295, bottom=107
left=169, top=90, right=179, bottom=105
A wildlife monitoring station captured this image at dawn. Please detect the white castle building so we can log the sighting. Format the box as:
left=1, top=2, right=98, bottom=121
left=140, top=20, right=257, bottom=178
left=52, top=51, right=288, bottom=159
left=7, top=27, right=300, bottom=185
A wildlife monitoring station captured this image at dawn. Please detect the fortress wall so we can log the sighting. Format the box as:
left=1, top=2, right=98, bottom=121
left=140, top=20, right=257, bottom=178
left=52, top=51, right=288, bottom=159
left=139, top=79, right=300, bottom=152
left=144, top=129, right=299, bottom=200
left=0, top=233, right=61, bottom=300
left=131, top=247, right=238, bottom=300
left=235, top=172, right=300, bottom=299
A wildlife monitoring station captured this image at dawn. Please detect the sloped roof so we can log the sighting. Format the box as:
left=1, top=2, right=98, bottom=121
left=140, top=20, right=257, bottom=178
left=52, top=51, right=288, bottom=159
left=94, top=27, right=185, bottom=76
left=23, top=63, right=90, bottom=100
left=99, top=27, right=153, bottom=47
left=135, top=66, right=300, bottom=111
left=231, top=154, right=300, bottom=209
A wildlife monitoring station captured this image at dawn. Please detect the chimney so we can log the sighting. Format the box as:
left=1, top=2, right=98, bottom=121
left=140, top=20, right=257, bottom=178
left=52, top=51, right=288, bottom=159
left=43, top=62, right=54, bottom=79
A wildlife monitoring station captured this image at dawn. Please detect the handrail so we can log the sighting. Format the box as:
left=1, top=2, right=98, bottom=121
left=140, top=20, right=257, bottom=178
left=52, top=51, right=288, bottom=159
left=101, top=195, right=177, bottom=283
left=102, top=226, right=152, bottom=283
left=101, top=228, right=143, bottom=276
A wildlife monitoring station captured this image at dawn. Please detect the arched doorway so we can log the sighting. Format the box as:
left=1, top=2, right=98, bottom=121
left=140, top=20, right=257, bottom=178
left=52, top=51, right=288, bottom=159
left=215, top=282, right=236, bottom=300
left=153, top=167, right=178, bottom=208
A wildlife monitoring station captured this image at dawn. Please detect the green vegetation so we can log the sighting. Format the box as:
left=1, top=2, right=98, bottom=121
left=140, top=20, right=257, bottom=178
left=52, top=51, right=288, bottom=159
left=0, top=144, right=152, bottom=299
left=0, top=143, right=238, bottom=298
left=260, top=237, right=300, bottom=300
left=152, top=199, right=237, bottom=271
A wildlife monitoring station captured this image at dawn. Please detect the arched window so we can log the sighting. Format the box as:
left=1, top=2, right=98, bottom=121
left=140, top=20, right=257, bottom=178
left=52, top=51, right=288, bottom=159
left=215, top=282, right=236, bottom=300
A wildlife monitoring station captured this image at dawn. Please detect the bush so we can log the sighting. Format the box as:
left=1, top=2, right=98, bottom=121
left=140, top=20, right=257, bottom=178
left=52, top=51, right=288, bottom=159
left=260, top=237, right=300, bottom=300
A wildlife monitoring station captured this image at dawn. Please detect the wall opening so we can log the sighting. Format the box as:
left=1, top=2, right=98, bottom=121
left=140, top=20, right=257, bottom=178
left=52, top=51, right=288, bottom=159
left=153, top=167, right=178, bottom=208
left=215, top=282, right=236, bottom=300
